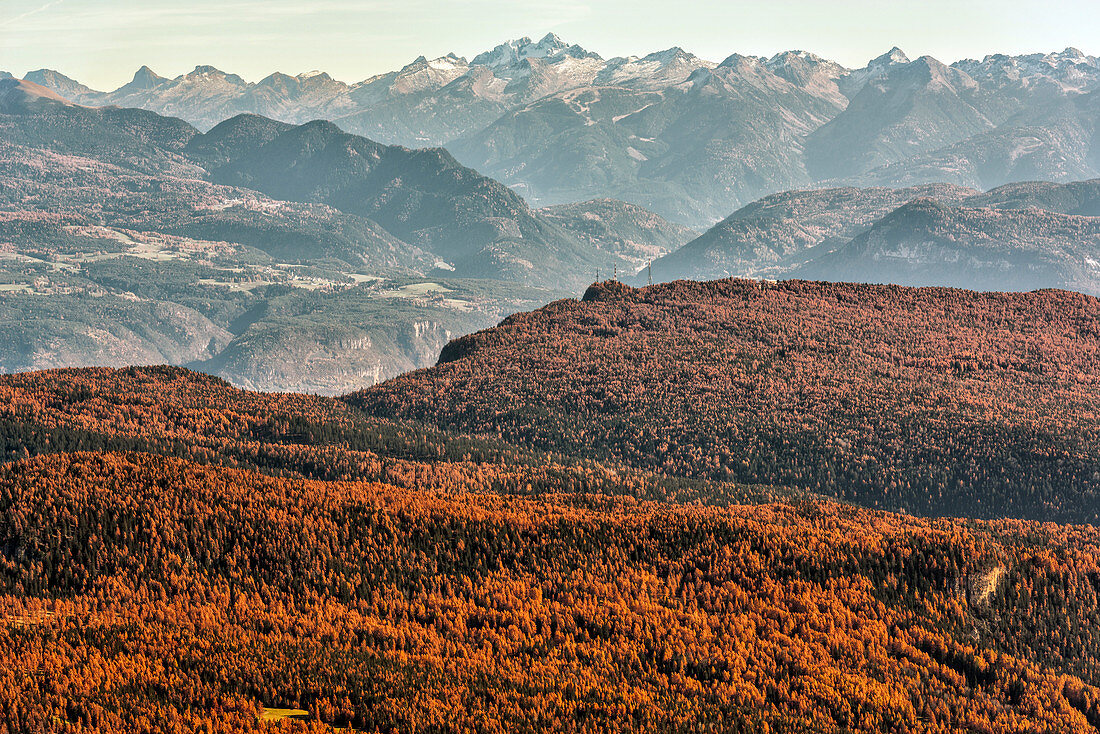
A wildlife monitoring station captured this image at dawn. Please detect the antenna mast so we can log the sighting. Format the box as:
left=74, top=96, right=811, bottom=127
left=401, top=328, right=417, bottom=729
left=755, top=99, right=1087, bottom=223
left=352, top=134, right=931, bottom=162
left=648, top=261, right=653, bottom=286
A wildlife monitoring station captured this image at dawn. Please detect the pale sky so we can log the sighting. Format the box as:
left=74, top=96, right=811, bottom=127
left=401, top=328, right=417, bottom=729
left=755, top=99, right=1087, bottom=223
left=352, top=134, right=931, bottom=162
left=2, top=0, right=1099, bottom=90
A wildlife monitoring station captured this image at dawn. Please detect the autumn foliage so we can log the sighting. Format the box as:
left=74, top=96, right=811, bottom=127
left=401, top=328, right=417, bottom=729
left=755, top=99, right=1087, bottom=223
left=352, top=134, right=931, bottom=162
left=1, top=278, right=1100, bottom=731
left=1, top=452, right=1100, bottom=733
left=357, top=279, right=1100, bottom=523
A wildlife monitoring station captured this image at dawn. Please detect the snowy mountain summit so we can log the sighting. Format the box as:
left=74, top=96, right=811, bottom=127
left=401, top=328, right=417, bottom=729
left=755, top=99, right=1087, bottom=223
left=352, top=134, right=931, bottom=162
left=471, top=33, right=599, bottom=68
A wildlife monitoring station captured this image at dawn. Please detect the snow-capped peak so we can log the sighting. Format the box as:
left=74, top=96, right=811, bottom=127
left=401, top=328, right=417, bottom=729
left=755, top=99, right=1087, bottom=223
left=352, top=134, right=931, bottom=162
left=178, top=66, right=247, bottom=87
left=867, top=47, right=910, bottom=69
left=428, top=53, right=466, bottom=71
left=471, top=33, right=585, bottom=69
left=766, top=50, right=827, bottom=67
left=537, top=32, right=565, bottom=48
left=189, top=65, right=223, bottom=77
left=645, top=47, right=696, bottom=65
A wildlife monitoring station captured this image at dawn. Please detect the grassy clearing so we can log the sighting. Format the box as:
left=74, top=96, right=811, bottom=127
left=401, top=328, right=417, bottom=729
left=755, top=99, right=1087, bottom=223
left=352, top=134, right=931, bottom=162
left=259, top=707, right=310, bottom=723
left=377, top=281, right=450, bottom=298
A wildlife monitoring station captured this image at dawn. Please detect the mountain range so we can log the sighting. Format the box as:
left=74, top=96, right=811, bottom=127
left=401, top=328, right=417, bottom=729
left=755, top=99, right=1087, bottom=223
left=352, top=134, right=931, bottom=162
left=16, top=37, right=1100, bottom=227
left=7, top=33, right=1100, bottom=730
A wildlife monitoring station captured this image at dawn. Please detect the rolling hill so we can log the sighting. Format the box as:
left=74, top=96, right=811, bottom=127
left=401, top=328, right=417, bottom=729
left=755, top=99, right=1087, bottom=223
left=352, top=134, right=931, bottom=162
left=643, top=184, right=977, bottom=281
left=194, top=115, right=603, bottom=284
left=795, top=198, right=1100, bottom=293
left=355, top=278, right=1100, bottom=524
left=537, top=198, right=698, bottom=272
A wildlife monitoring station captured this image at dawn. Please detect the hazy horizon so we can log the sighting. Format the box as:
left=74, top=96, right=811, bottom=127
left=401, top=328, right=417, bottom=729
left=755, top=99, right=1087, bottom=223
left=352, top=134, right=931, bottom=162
left=2, top=0, right=1099, bottom=90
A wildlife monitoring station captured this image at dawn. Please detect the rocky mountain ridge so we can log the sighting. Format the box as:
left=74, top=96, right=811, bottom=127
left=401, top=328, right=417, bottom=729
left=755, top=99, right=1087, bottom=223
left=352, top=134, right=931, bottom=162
left=21, top=39, right=1100, bottom=227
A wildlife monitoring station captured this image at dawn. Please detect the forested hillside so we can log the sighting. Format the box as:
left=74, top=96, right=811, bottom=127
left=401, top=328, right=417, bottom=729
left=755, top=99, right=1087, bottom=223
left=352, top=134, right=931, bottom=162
left=2, top=451, right=1100, bottom=732
left=0, top=358, right=1095, bottom=731
left=644, top=179, right=1100, bottom=292
left=357, top=279, right=1100, bottom=523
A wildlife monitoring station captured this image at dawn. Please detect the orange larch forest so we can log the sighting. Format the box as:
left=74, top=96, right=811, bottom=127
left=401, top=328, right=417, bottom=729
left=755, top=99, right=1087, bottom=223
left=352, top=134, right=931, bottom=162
left=0, top=280, right=1099, bottom=733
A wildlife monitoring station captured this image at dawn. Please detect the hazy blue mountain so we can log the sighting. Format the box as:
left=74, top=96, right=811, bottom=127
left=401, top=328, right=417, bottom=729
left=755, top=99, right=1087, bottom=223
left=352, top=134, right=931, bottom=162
left=337, top=61, right=509, bottom=146
left=448, top=53, right=844, bottom=224
left=23, top=69, right=100, bottom=104
left=644, top=184, right=977, bottom=282
left=0, top=77, right=79, bottom=114
left=804, top=56, right=994, bottom=180
left=538, top=198, right=698, bottom=274
left=965, top=178, right=1100, bottom=215
left=120, top=65, right=167, bottom=92
left=764, top=50, right=852, bottom=107
left=835, top=90, right=1100, bottom=191
left=953, top=48, right=1100, bottom=112
left=0, top=78, right=201, bottom=175
left=645, top=177, right=1100, bottom=295
left=194, top=117, right=605, bottom=286
left=794, top=198, right=1100, bottom=294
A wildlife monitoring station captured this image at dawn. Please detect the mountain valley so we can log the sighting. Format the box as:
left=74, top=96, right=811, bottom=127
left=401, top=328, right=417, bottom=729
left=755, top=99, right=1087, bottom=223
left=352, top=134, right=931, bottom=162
left=0, top=76, right=694, bottom=392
